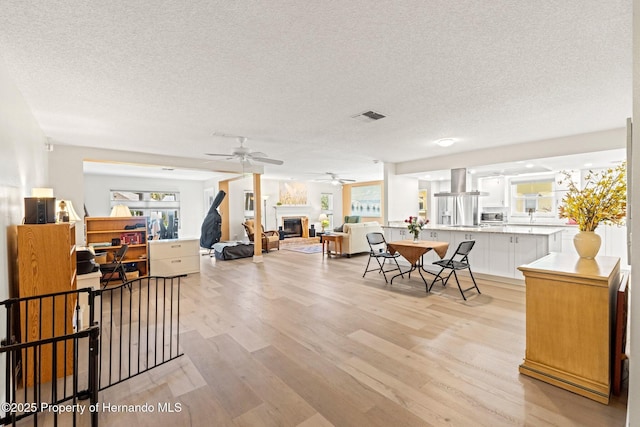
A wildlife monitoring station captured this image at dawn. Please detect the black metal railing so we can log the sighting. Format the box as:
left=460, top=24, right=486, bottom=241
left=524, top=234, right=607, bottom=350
left=0, top=288, right=99, bottom=426
left=92, top=276, right=183, bottom=391
left=0, top=275, right=183, bottom=426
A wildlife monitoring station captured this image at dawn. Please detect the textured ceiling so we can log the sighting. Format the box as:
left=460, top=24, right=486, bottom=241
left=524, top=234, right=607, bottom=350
left=0, top=1, right=632, bottom=181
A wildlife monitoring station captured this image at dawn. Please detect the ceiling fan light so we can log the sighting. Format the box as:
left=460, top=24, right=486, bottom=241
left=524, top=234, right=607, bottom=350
left=331, top=179, right=339, bottom=185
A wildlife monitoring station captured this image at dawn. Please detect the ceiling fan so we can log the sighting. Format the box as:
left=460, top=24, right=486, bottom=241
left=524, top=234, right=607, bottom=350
left=205, top=136, right=284, bottom=165
left=318, top=172, right=356, bottom=185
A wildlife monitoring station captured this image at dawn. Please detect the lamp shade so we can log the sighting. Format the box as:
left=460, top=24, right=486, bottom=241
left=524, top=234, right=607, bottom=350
left=318, top=213, right=328, bottom=221
left=110, top=205, right=132, bottom=217
left=31, top=187, right=54, bottom=197
left=56, top=199, right=81, bottom=222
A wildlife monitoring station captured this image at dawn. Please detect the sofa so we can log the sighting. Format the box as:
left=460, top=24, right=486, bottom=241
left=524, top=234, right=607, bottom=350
left=327, top=221, right=383, bottom=256
left=333, top=215, right=360, bottom=232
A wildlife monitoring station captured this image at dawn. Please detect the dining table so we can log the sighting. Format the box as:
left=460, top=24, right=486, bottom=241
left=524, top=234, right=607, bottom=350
left=386, top=239, right=450, bottom=290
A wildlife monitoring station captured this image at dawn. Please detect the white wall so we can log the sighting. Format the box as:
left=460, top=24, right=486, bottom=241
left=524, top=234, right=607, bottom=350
left=628, top=1, right=639, bottom=424
left=0, top=59, right=48, bottom=408
left=384, top=163, right=419, bottom=224
left=84, top=174, right=205, bottom=239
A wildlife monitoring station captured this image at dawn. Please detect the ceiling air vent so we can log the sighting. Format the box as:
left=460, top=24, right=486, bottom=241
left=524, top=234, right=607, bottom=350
left=352, top=110, right=386, bottom=122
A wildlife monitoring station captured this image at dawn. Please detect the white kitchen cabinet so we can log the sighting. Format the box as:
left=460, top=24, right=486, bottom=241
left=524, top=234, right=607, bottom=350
left=422, top=230, right=452, bottom=264
left=512, top=235, right=541, bottom=279
left=424, top=229, right=451, bottom=242
left=548, top=228, right=563, bottom=253
left=149, top=238, right=200, bottom=276
left=386, top=227, right=409, bottom=242
left=560, top=227, right=579, bottom=255
left=450, top=231, right=490, bottom=274
left=489, top=234, right=543, bottom=279
left=384, top=228, right=411, bottom=266
left=383, top=227, right=394, bottom=241
left=560, top=225, right=628, bottom=265
left=480, top=177, right=507, bottom=207
left=489, top=234, right=514, bottom=278
left=604, top=225, right=628, bottom=262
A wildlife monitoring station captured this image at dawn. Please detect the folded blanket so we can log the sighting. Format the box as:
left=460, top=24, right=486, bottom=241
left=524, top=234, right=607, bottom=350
left=212, top=242, right=238, bottom=252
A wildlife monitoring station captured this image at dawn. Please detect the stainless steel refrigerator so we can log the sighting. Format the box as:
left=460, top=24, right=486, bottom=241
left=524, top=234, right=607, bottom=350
left=438, top=195, right=479, bottom=226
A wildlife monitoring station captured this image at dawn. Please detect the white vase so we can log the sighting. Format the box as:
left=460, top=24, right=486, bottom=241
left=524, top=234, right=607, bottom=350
left=573, top=231, right=601, bottom=259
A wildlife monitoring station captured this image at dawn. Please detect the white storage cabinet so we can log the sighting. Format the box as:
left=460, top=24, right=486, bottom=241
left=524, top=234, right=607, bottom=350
left=149, top=239, right=200, bottom=276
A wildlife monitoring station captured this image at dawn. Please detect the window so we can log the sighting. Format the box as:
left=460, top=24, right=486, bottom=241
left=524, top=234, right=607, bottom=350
left=320, top=193, right=333, bottom=210
left=510, top=179, right=554, bottom=215
left=109, top=190, right=180, bottom=239
left=244, top=191, right=254, bottom=217
left=320, top=193, right=334, bottom=228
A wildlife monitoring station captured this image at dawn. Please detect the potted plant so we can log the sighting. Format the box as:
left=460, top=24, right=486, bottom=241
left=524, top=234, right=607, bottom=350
left=558, top=162, right=626, bottom=259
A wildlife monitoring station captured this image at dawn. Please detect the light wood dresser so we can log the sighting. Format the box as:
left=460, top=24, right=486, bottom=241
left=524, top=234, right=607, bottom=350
left=518, top=252, right=620, bottom=404
left=13, top=223, right=77, bottom=386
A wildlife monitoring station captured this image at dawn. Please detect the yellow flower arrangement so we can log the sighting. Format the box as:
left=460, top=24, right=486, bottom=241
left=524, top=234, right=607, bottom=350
left=558, top=162, right=627, bottom=232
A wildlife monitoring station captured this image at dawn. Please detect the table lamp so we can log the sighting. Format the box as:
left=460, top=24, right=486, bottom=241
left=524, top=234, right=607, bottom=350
left=319, top=213, right=329, bottom=232
left=56, top=199, right=81, bottom=222
left=110, top=205, right=132, bottom=217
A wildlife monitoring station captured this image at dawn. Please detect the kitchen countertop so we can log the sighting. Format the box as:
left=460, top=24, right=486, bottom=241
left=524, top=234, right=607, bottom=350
left=384, top=224, right=565, bottom=236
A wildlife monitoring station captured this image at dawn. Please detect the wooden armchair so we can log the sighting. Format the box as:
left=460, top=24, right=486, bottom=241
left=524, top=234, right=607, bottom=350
left=242, top=219, right=280, bottom=252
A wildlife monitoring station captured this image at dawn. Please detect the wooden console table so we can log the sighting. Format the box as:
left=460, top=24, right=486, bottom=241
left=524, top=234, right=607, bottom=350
left=517, top=253, right=621, bottom=404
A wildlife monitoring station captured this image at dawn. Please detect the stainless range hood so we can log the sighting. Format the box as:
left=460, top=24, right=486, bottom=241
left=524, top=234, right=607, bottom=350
left=434, top=168, right=488, bottom=197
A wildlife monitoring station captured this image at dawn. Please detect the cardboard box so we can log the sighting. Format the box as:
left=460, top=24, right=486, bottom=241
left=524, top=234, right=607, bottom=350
left=125, top=271, right=139, bottom=280
left=95, top=253, right=107, bottom=264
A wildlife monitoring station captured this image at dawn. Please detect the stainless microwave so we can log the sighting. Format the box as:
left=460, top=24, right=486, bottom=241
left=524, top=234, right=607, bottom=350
left=480, top=212, right=505, bottom=223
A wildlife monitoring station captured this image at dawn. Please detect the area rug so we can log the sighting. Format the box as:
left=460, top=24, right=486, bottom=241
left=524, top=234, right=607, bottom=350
left=284, top=244, right=323, bottom=254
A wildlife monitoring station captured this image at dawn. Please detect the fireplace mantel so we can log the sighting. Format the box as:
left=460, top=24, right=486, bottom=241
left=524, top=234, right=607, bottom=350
left=274, top=206, right=312, bottom=239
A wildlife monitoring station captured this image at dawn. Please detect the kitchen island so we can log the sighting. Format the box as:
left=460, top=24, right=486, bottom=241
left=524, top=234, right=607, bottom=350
left=383, top=224, right=563, bottom=280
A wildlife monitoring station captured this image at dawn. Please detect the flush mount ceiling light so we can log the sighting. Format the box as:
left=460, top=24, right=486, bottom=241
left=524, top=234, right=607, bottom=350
left=435, top=138, right=455, bottom=147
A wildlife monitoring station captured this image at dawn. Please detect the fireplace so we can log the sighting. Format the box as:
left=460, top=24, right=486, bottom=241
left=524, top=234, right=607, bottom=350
left=281, top=216, right=309, bottom=239
left=282, top=217, right=303, bottom=238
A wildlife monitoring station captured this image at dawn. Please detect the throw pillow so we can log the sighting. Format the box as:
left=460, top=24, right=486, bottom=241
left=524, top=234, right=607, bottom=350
left=345, top=215, right=360, bottom=223
left=334, top=224, right=344, bottom=232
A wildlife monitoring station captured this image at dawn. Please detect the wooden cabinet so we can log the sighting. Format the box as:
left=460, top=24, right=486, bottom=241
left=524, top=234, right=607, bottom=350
left=14, top=223, right=77, bottom=385
left=518, top=253, right=620, bottom=404
left=85, top=216, right=149, bottom=276
left=149, top=239, right=200, bottom=276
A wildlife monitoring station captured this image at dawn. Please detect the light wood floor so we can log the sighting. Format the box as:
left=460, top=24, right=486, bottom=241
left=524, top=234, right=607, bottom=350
left=90, top=249, right=628, bottom=426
